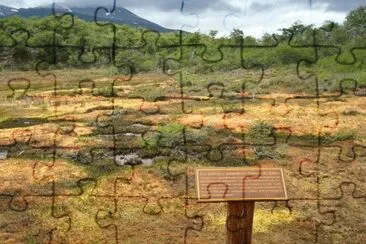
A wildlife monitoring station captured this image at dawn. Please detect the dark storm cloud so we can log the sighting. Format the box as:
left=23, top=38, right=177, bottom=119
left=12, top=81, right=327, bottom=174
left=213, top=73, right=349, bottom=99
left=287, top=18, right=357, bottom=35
left=62, top=0, right=238, bottom=12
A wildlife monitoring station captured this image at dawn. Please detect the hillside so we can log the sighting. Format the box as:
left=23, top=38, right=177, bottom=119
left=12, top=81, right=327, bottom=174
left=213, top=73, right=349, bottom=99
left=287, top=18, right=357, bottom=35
left=0, top=4, right=172, bottom=32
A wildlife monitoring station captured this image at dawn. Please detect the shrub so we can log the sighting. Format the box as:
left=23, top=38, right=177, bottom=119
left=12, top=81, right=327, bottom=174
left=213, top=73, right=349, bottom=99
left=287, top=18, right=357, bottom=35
left=247, top=121, right=274, bottom=143
left=254, top=146, right=281, bottom=160
left=246, top=121, right=281, bottom=160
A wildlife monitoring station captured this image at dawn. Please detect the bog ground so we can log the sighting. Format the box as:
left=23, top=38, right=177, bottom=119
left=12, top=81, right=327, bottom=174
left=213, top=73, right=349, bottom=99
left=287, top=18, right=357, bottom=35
left=0, top=68, right=365, bottom=243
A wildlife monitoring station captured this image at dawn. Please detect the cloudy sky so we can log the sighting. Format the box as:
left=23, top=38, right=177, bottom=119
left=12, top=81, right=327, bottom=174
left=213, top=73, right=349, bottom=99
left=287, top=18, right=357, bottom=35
left=1, top=0, right=365, bottom=37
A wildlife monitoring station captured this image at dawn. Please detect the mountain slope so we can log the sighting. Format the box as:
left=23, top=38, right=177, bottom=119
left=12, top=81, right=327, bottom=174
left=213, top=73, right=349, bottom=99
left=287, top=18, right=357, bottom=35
left=0, top=5, right=19, bottom=17
left=0, top=4, right=172, bottom=32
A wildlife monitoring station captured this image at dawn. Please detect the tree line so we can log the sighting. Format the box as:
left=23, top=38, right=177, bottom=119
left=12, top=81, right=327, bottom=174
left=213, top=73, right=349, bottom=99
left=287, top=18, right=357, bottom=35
left=0, top=6, right=365, bottom=73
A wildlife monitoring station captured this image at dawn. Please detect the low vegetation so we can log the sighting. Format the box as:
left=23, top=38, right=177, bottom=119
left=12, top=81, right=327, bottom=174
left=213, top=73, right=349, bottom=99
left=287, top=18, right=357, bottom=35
left=0, top=6, right=365, bottom=244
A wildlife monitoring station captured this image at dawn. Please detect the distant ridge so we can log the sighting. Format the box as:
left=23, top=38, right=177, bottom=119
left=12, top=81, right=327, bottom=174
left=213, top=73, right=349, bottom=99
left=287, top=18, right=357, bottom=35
left=0, top=4, right=173, bottom=32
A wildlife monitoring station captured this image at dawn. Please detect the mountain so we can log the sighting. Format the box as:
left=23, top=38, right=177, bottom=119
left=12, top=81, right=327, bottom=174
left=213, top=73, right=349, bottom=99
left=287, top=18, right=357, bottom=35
left=0, top=4, right=172, bottom=32
left=0, top=5, right=19, bottom=17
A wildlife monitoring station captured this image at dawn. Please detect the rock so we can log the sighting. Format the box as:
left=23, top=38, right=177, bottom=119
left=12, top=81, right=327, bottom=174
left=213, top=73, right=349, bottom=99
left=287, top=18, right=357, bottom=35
left=124, top=133, right=140, bottom=137
left=131, top=123, right=149, bottom=128
left=115, top=153, right=139, bottom=166
left=141, top=158, right=154, bottom=166
left=0, top=150, right=8, bottom=160
left=115, top=153, right=154, bottom=166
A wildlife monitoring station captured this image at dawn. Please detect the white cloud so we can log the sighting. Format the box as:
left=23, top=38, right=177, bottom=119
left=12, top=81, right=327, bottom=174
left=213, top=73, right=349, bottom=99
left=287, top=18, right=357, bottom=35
left=131, top=3, right=346, bottom=38
left=0, top=0, right=61, bottom=8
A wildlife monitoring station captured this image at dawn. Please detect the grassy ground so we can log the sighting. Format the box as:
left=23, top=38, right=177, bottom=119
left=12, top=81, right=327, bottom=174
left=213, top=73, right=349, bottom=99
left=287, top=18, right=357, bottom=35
left=0, top=67, right=365, bottom=243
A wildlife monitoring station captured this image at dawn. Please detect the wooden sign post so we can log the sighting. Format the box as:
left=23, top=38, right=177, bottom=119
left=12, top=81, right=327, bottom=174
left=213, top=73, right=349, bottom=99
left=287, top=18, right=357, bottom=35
left=195, top=167, right=288, bottom=244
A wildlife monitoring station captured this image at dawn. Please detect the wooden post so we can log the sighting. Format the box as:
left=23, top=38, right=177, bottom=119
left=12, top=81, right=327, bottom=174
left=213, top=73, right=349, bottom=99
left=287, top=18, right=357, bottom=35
left=195, top=168, right=287, bottom=243
left=226, top=201, right=255, bottom=244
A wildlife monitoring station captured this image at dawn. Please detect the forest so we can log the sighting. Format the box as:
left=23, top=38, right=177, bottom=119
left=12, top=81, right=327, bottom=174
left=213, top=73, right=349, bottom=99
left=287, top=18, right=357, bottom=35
left=0, top=6, right=365, bottom=73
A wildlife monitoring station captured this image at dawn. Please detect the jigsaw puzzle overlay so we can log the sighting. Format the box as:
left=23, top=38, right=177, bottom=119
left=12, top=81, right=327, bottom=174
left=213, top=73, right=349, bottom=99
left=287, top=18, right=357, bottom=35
left=0, top=1, right=365, bottom=243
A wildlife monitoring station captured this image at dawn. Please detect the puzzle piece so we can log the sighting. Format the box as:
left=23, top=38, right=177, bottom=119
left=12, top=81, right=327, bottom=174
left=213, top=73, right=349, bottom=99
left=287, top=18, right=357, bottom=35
left=1, top=2, right=366, bottom=244
left=319, top=182, right=366, bottom=243
left=0, top=183, right=71, bottom=243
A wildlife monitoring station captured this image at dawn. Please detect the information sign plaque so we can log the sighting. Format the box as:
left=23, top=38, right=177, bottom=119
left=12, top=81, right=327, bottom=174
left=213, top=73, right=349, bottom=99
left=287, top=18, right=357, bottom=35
left=195, top=168, right=288, bottom=202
